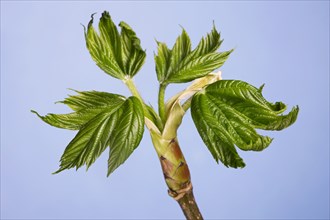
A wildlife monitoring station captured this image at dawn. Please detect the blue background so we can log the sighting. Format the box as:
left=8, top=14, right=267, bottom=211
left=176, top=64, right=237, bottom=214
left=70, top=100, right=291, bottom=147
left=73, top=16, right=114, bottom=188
left=1, top=1, right=329, bottom=219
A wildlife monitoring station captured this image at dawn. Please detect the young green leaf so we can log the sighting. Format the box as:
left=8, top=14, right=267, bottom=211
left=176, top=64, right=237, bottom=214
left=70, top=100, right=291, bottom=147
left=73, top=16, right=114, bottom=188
left=167, top=51, right=232, bottom=83
left=107, top=97, right=145, bottom=175
left=154, top=42, right=172, bottom=83
left=155, top=25, right=232, bottom=84
left=169, top=29, right=192, bottom=74
left=191, top=80, right=299, bottom=168
left=32, top=92, right=144, bottom=176
left=190, top=24, right=222, bottom=57
left=85, top=11, right=146, bottom=79
left=119, top=21, right=147, bottom=77
left=32, top=91, right=125, bottom=130
left=59, top=90, right=126, bottom=111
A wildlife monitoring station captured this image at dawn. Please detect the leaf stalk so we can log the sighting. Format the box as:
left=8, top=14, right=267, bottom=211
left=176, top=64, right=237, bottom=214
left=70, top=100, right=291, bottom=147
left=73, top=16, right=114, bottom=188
left=182, top=96, right=193, bottom=112
left=158, top=83, right=167, bottom=124
left=123, top=77, right=144, bottom=104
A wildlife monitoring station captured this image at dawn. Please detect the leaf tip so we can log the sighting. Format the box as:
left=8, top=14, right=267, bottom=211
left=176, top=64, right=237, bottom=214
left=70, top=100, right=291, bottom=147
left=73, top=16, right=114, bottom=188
left=106, top=168, right=114, bottom=177
left=88, top=12, right=97, bottom=27
left=31, top=110, right=43, bottom=119
left=81, top=23, right=87, bottom=36
left=262, top=136, right=274, bottom=150
left=54, top=100, right=64, bottom=105
left=258, top=83, right=265, bottom=93
left=52, top=168, right=63, bottom=175
left=101, top=10, right=110, bottom=18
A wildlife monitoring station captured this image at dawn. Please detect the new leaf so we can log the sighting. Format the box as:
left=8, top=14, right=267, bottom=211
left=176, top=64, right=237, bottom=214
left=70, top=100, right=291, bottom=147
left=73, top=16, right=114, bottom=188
left=32, top=91, right=145, bottom=176
left=85, top=11, right=146, bottom=79
left=155, top=25, right=232, bottom=84
left=191, top=80, right=299, bottom=168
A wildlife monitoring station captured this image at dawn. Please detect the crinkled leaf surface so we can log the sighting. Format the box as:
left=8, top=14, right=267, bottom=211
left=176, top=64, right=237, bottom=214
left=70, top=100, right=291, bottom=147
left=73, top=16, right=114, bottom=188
left=155, top=25, right=232, bottom=84
left=32, top=91, right=144, bottom=176
left=85, top=11, right=146, bottom=79
left=191, top=80, right=299, bottom=168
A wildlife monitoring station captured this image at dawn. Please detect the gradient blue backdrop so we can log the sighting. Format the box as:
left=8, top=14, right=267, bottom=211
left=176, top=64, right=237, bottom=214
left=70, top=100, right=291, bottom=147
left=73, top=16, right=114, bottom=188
left=1, top=1, right=329, bottom=219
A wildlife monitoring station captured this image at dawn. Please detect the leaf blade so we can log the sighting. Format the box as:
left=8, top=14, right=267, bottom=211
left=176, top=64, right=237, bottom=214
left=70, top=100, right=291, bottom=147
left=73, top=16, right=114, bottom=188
left=59, top=90, right=125, bottom=111
left=165, top=50, right=233, bottom=83
left=53, top=111, right=113, bottom=173
left=191, top=80, right=299, bottom=168
left=191, top=94, right=246, bottom=168
left=169, top=29, right=191, bottom=77
left=85, top=11, right=146, bottom=79
left=205, top=80, right=299, bottom=130
left=85, top=13, right=124, bottom=79
left=154, top=24, right=232, bottom=84
left=107, top=96, right=145, bottom=176
left=190, top=23, right=222, bottom=59
left=33, top=91, right=145, bottom=176
left=155, top=42, right=172, bottom=83
left=32, top=91, right=125, bottom=130
left=119, top=21, right=146, bottom=77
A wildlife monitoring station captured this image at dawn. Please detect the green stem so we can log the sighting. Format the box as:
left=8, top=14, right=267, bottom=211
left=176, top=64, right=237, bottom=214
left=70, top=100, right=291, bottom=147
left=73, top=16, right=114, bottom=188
left=123, top=77, right=144, bottom=103
left=158, top=83, right=167, bottom=124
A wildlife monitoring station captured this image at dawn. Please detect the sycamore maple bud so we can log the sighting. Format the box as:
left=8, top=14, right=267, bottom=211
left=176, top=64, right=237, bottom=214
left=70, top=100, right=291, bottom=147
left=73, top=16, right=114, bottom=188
left=165, top=71, right=222, bottom=114
left=187, top=70, right=222, bottom=92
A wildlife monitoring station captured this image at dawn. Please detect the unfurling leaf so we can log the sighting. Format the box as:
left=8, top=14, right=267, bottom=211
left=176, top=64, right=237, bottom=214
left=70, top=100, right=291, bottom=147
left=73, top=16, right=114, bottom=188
left=32, top=91, right=144, bottom=176
left=191, top=80, right=299, bottom=168
left=85, top=11, right=146, bottom=79
left=155, top=25, right=232, bottom=84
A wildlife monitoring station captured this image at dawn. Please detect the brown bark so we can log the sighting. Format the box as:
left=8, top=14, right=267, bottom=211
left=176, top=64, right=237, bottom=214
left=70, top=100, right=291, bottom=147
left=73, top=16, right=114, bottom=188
left=177, top=188, right=203, bottom=220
